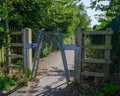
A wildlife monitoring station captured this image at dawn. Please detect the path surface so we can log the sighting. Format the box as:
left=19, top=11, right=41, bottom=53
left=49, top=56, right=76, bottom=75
left=9, top=51, right=74, bottom=96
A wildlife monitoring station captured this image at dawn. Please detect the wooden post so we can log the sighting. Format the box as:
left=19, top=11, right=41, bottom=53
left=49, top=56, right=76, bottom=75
left=74, top=27, right=82, bottom=83
left=104, top=28, right=112, bottom=78
left=23, top=28, right=32, bottom=71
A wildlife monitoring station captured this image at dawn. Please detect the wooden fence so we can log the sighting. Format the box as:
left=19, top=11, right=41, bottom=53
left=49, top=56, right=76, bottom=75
left=74, top=27, right=113, bottom=83
left=1, top=27, right=58, bottom=73
left=6, top=28, right=32, bottom=71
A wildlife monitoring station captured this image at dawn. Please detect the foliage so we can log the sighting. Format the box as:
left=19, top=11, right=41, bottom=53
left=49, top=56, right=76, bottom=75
left=103, top=80, right=117, bottom=95
left=63, top=34, right=74, bottom=44
left=0, top=1, right=13, bottom=19
left=41, top=43, right=52, bottom=57
left=90, top=0, right=120, bottom=29
left=15, top=60, right=24, bottom=67
left=97, top=91, right=104, bottom=96
left=0, top=24, right=9, bottom=48
left=0, top=31, right=9, bottom=48
left=81, top=80, right=117, bottom=96
left=25, top=69, right=32, bottom=78
left=90, top=0, right=120, bottom=18
left=82, top=87, right=95, bottom=95
left=0, top=0, right=90, bottom=33
left=68, top=85, right=74, bottom=92
left=0, top=73, right=16, bottom=91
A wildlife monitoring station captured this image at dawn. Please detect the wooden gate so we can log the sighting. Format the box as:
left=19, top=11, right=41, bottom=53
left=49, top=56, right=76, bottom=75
left=74, top=27, right=113, bottom=83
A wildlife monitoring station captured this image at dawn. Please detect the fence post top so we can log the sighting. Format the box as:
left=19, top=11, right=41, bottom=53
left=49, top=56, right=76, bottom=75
left=22, top=28, right=32, bottom=33
left=22, top=28, right=31, bottom=30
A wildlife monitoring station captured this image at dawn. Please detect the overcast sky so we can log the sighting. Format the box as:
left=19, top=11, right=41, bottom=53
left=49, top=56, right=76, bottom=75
left=81, top=0, right=109, bottom=27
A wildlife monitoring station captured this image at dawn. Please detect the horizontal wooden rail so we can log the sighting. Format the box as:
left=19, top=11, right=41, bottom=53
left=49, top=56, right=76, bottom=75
left=11, top=32, right=22, bottom=35
left=82, top=58, right=111, bottom=64
left=9, top=65, right=23, bottom=69
left=83, top=45, right=112, bottom=49
left=11, top=43, right=23, bottom=47
left=81, top=71, right=105, bottom=77
left=6, top=54, right=24, bottom=58
left=83, top=31, right=113, bottom=35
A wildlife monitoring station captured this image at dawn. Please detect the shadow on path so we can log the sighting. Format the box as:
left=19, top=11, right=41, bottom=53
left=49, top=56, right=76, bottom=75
left=0, top=84, right=24, bottom=96
left=8, top=51, right=74, bottom=96
left=35, top=83, right=69, bottom=96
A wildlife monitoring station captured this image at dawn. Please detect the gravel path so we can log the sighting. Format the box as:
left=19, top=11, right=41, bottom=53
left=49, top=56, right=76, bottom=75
left=9, top=50, right=74, bottom=96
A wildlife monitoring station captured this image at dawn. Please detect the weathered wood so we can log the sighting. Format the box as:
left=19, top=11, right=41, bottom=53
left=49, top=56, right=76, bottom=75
left=81, top=71, right=105, bottom=77
left=11, top=32, right=22, bottom=35
left=11, top=43, right=23, bottom=47
left=23, top=28, right=32, bottom=70
left=104, top=28, right=112, bottom=78
left=84, top=45, right=112, bottom=49
left=74, top=27, right=113, bottom=84
left=83, top=30, right=113, bottom=35
left=74, top=28, right=82, bottom=83
left=6, top=54, right=24, bottom=58
left=82, top=58, right=111, bottom=64
left=81, top=29, right=86, bottom=84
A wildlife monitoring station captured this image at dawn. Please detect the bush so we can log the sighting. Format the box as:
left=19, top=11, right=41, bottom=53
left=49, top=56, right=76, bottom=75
left=0, top=26, right=9, bottom=48
left=41, top=43, right=52, bottom=57
left=0, top=73, right=16, bottom=91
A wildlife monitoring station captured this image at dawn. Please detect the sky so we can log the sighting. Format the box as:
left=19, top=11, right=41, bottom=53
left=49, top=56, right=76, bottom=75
left=81, top=0, right=109, bottom=27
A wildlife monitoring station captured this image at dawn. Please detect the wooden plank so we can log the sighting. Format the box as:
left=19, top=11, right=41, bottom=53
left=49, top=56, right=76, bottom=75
left=84, top=45, right=112, bottom=49
left=11, top=43, right=23, bottom=47
left=63, top=44, right=80, bottom=50
left=74, top=28, right=83, bottom=83
left=81, top=71, right=105, bottom=77
left=82, top=30, right=86, bottom=68
left=11, top=32, right=22, bottom=35
left=82, top=58, right=111, bottom=64
left=23, top=28, right=32, bottom=71
left=6, top=54, right=24, bottom=58
left=83, top=30, right=113, bottom=35
left=9, top=65, right=23, bottom=69
left=104, top=28, right=112, bottom=78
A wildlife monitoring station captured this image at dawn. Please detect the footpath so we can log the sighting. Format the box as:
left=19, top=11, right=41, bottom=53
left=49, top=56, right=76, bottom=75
left=9, top=50, right=74, bottom=96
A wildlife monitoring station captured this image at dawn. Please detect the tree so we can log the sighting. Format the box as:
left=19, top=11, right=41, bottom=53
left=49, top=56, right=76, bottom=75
left=90, top=0, right=120, bottom=24
left=0, top=0, right=90, bottom=32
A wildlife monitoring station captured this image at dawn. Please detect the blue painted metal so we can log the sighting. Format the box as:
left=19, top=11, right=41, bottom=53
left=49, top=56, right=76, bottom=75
left=63, top=44, right=80, bottom=50
left=57, top=28, right=70, bottom=85
left=31, top=28, right=45, bottom=78
left=26, top=43, right=37, bottom=49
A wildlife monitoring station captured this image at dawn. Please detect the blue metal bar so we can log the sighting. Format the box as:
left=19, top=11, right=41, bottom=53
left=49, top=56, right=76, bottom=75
left=57, top=28, right=70, bottom=85
left=31, top=28, right=44, bottom=78
left=63, top=44, right=80, bottom=50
